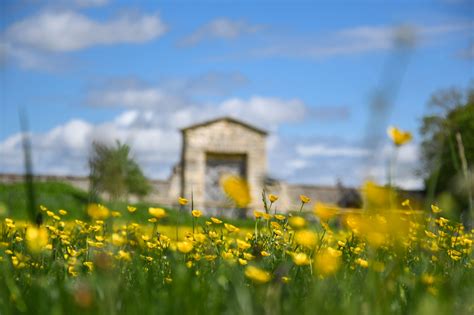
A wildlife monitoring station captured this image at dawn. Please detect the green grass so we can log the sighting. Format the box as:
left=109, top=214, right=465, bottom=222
left=0, top=181, right=255, bottom=228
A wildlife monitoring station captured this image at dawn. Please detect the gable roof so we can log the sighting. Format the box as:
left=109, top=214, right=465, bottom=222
left=180, top=116, right=268, bottom=136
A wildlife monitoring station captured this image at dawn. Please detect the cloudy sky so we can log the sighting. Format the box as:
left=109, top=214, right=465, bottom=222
left=1, top=0, right=473, bottom=189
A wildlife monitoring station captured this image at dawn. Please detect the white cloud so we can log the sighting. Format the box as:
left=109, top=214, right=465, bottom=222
left=2, top=10, right=166, bottom=70
left=180, top=18, right=263, bottom=46
left=87, top=87, right=186, bottom=109
left=86, top=72, right=248, bottom=109
left=251, top=22, right=471, bottom=59
left=296, top=144, right=370, bottom=158
left=5, top=10, right=166, bottom=52
left=0, top=94, right=307, bottom=179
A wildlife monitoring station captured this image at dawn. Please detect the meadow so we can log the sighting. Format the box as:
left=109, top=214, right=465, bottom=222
left=0, top=182, right=473, bottom=315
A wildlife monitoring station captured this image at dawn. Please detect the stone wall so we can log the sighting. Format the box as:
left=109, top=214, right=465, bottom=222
left=0, top=173, right=425, bottom=216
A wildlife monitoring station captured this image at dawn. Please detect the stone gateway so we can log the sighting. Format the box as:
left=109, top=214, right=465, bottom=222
left=178, top=117, right=267, bottom=212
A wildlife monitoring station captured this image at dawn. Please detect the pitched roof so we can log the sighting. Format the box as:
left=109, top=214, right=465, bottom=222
left=180, top=116, right=268, bottom=135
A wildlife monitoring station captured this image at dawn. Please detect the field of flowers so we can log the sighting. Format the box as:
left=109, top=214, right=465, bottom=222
left=0, top=184, right=473, bottom=315
left=0, top=127, right=473, bottom=315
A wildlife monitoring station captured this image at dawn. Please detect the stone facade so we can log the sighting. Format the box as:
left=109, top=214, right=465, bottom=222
left=178, top=117, right=267, bottom=211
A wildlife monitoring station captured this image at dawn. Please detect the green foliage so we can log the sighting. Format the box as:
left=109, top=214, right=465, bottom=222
left=89, top=141, right=151, bottom=201
left=420, top=86, right=474, bottom=216
left=0, top=182, right=89, bottom=220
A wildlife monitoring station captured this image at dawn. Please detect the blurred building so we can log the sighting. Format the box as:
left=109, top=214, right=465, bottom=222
left=0, top=116, right=425, bottom=215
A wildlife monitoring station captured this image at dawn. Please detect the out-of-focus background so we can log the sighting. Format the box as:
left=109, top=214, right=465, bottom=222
left=0, top=0, right=473, bottom=220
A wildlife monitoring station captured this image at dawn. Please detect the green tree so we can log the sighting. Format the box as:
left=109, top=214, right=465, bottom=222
left=89, top=141, right=150, bottom=201
left=420, top=85, right=474, bottom=220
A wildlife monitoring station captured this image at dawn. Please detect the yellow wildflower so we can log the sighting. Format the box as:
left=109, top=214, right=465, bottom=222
left=254, top=210, right=263, bottom=219
left=117, top=250, right=131, bottom=261
left=149, top=207, right=167, bottom=219
left=288, top=216, right=306, bottom=229
left=83, top=261, right=93, bottom=272
left=87, top=204, right=110, bottom=220
left=269, top=194, right=279, bottom=203
left=178, top=197, right=188, bottom=206
left=356, top=258, right=369, bottom=268
left=192, top=210, right=202, bottom=218
left=127, top=206, right=137, bottom=213
left=221, top=175, right=251, bottom=207
left=294, top=230, right=318, bottom=248
left=314, top=202, right=339, bottom=221
left=292, top=252, right=311, bottom=266
left=300, top=195, right=311, bottom=204
left=224, top=223, right=239, bottom=233
left=210, top=217, right=222, bottom=224
left=431, top=204, right=441, bottom=214
left=274, top=214, right=286, bottom=221
left=387, top=126, right=412, bottom=146
left=244, top=266, right=271, bottom=284
left=25, top=226, right=49, bottom=253
left=176, top=241, right=193, bottom=254
left=315, top=248, right=341, bottom=276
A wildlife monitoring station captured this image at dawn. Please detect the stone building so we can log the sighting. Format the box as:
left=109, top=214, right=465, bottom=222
left=0, top=116, right=425, bottom=216
left=173, top=117, right=267, bottom=213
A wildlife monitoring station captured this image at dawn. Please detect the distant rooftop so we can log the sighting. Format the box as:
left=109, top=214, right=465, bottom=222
left=180, top=116, right=268, bottom=136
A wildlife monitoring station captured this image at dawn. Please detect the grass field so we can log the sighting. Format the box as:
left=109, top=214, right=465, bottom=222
left=0, top=181, right=473, bottom=314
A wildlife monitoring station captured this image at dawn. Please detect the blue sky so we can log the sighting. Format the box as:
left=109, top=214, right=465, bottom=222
left=1, top=0, right=473, bottom=189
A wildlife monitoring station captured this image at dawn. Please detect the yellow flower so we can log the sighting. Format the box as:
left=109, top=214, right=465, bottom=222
left=112, top=233, right=126, bottom=246
left=177, top=241, right=193, bottom=254
left=401, top=199, right=410, bottom=207
left=117, top=250, right=131, bottom=261
left=236, top=239, right=251, bottom=250
left=87, top=204, right=110, bottom=220
left=83, top=261, right=93, bottom=272
left=210, top=217, right=222, bottom=224
left=288, top=216, right=306, bottom=229
left=25, top=226, right=49, bottom=253
left=127, top=206, right=137, bottom=213
left=314, top=202, right=338, bottom=221
left=261, top=251, right=271, bottom=257
left=222, top=251, right=234, bottom=260
left=149, top=207, right=167, bottom=219
left=421, top=274, right=436, bottom=285
left=292, top=252, right=311, bottom=266
left=244, top=266, right=271, bottom=284
left=238, top=258, right=248, bottom=265
left=224, top=223, right=239, bottom=233
left=271, top=221, right=282, bottom=230
left=221, top=175, right=251, bottom=207
left=387, top=126, right=412, bottom=146
left=274, top=214, right=286, bottom=221
left=431, top=204, right=441, bottom=214
left=269, top=194, right=279, bottom=203
left=58, top=209, right=68, bottom=216
left=314, top=248, right=341, bottom=276
left=254, top=210, right=263, bottom=219
left=294, top=230, right=318, bottom=248
left=356, top=258, right=369, bottom=268
left=300, top=195, right=311, bottom=204
left=192, top=210, right=202, bottom=218
left=178, top=197, right=188, bottom=206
